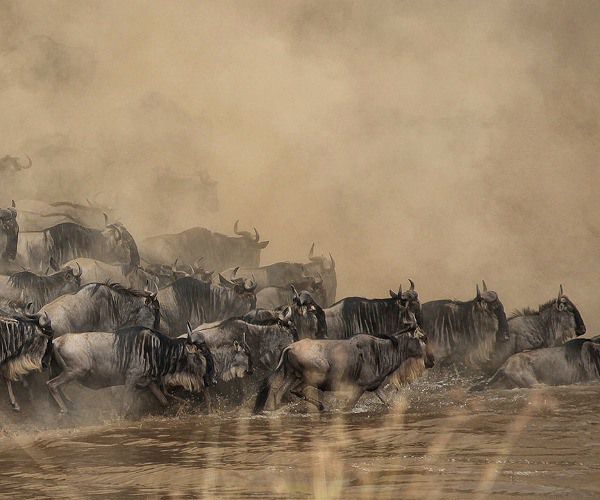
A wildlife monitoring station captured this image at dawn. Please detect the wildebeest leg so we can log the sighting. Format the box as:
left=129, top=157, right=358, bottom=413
left=273, top=373, right=300, bottom=410
left=290, top=384, right=325, bottom=411
left=342, top=387, right=364, bottom=411
left=147, top=382, right=169, bottom=407
left=5, top=379, right=20, bottom=412
left=374, top=387, right=392, bottom=408
left=47, top=371, right=79, bottom=413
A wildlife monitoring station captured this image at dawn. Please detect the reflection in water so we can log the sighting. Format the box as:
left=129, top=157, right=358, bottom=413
left=1, top=382, right=600, bottom=499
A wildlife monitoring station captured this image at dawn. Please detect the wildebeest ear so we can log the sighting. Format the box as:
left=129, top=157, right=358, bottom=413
left=25, top=302, right=35, bottom=315
left=49, top=256, right=60, bottom=272
left=581, top=341, right=600, bottom=377
left=257, top=240, right=269, bottom=249
left=558, top=284, right=564, bottom=299
left=389, top=290, right=398, bottom=299
left=11, top=200, right=16, bottom=208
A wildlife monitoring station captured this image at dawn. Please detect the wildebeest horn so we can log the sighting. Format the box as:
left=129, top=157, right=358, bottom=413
left=38, top=311, right=51, bottom=330
left=232, top=266, right=240, bottom=278
left=482, top=280, right=488, bottom=292
left=187, top=264, right=195, bottom=276
left=103, top=212, right=109, bottom=226
left=308, top=243, right=316, bottom=261
left=172, top=258, right=179, bottom=274
left=389, top=289, right=398, bottom=299
left=186, top=322, right=193, bottom=343
left=253, top=227, right=259, bottom=242
left=234, top=219, right=241, bottom=235
left=219, top=273, right=235, bottom=287
left=398, top=283, right=403, bottom=295
left=11, top=199, right=16, bottom=208
left=290, top=284, right=300, bottom=299
left=329, top=253, right=335, bottom=269
left=408, top=279, right=415, bottom=291
left=559, top=284, right=564, bottom=299
left=73, top=261, right=82, bottom=278
left=476, top=284, right=481, bottom=299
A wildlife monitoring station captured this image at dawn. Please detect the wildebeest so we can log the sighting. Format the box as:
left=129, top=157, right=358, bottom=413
left=474, top=336, right=600, bottom=390
left=487, top=286, right=586, bottom=371
left=422, top=281, right=509, bottom=369
left=47, top=326, right=214, bottom=415
left=191, top=316, right=295, bottom=374
left=253, top=325, right=432, bottom=413
left=17, top=219, right=140, bottom=274
left=157, top=275, right=256, bottom=336
left=320, top=280, right=422, bottom=340
left=39, top=282, right=160, bottom=337
left=256, top=275, right=326, bottom=309
left=16, top=199, right=114, bottom=232
left=220, top=243, right=337, bottom=306
left=0, top=154, right=32, bottom=174
left=0, top=201, right=19, bottom=266
left=0, top=260, right=82, bottom=312
left=63, top=258, right=157, bottom=290
left=0, top=311, right=53, bottom=411
left=138, top=220, right=269, bottom=274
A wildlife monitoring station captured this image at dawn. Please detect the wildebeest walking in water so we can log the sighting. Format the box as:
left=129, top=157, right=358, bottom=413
left=0, top=311, right=53, bottom=411
left=253, top=323, right=432, bottom=413
left=157, top=276, right=256, bottom=336
left=486, top=286, right=586, bottom=371
left=422, top=281, right=509, bottom=369
left=474, top=336, right=600, bottom=390
left=47, top=327, right=214, bottom=415
left=39, top=282, right=160, bottom=337
left=17, top=220, right=140, bottom=274
left=0, top=260, right=82, bottom=312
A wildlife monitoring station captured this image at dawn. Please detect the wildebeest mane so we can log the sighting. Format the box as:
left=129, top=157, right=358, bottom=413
left=8, top=271, right=66, bottom=310
left=509, top=299, right=556, bottom=320
left=170, top=277, right=212, bottom=320
left=113, top=326, right=186, bottom=379
left=0, top=315, right=46, bottom=365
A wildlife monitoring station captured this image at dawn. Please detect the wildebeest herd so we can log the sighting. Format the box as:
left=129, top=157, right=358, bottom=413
left=0, top=199, right=596, bottom=417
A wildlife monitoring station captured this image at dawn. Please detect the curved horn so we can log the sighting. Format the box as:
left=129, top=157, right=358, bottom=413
left=476, top=284, right=481, bottom=299
left=11, top=200, right=15, bottom=208
left=232, top=266, right=240, bottom=278
left=308, top=243, right=315, bottom=261
left=219, top=273, right=235, bottom=288
left=559, top=284, right=564, bottom=299
left=253, top=227, right=260, bottom=242
left=103, top=212, right=109, bottom=227
left=482, top=280, right=488, bottom=292
left=290, top=284, right=300, bottom=299
left=329, top=253, right=335, bottom=269
left=408, top=278, right=415, bottom=291
left=73, top=261, right=82, bottom=278
left=187, top=264, right=195, bottom=276
left=234, top=219, right=241, bottom=235
left=172, top=258, right=179, bottom=274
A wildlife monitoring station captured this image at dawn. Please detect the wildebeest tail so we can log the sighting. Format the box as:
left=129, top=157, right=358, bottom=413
left=253, top=347, right=289, bottom=414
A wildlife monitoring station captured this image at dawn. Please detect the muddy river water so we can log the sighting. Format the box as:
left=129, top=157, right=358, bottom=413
left=0, top=381, right=599, bottom=499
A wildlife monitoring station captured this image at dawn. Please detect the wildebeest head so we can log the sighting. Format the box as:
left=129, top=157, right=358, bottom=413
left=219, top=268, right=258, bottom=309
left=290, top=286, right=326, bottom=339
left=191, top=258, right=214, bottom=283
left=100, top=220, right=140, bottom=269
left=233, top=220, right=269, bottom=249
left=163, top=328, right=213, bottom=393
left=554, top=285, right=586, bottom=337
left=390, top=279, right=423, bottom=327
left=0, top=200, right=19, bottom=262
left=218, top=337, right=253, bottom=382
left=475, top=280, right=509, bottom=341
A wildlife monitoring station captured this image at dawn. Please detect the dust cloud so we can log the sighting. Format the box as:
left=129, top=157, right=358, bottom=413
left=1, top=1, right=599, bottom=329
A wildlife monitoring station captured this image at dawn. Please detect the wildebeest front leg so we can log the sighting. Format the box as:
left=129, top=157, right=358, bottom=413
left=148, top=382, right=169, bottom=407
left=374, top=387, right=392, bottom=408
left=343, top=387, right=365, bottom=411
left=5, top=379, right=20, bottom=412
left=47, top=371, right=79, bottom=413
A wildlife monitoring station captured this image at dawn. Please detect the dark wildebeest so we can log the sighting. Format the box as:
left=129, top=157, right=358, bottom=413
left=17, top=220, right=140, bottom=274
left=157, top=275, right=256, bottom=336
left=39, top=282, right=160, bottom=337
left=0, top=311, right=53, bottom=411
left=139, top=220, right=269, bottom=274
left=0, top=260, right=82, bottom=312
left=486, top=286, right=586, bottom=371
left=220, top=243, right=337, bottom=306
left=422, top=281, right=509, bottom=369
left=63, top=258, right=158, bottom=291
left=474, top=336, right=600, bottom=390
left=0, top=154, right=32, bottom=174
left=0, top=201, right=19, bottom=267
left=47, top=326, right=214, bottom=415
left=191, top=315, right=295, bottom=375
left=319, top=280, right=422, bottom=340
left=253, top=324, right=432, bottom=413
left=256, top=275, right=326, bottom=309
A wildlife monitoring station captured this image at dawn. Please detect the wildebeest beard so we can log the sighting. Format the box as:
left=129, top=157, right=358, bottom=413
left=113, top=326, right=205, bottom=391
left=44, top=223, right=139, bottom=268
left=0, top=316, right=51, bottom=382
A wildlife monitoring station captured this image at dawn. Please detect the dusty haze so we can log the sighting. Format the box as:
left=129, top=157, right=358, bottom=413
left=1, top=1, right=599, bottom=330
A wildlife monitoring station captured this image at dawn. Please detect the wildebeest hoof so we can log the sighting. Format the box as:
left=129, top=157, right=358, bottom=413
left=11, top=404, right=20, bottom=412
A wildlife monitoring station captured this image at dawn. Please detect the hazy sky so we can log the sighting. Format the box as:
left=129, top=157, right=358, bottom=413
left=2, top=0, right=599, bottom=330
